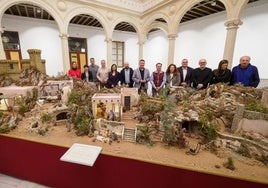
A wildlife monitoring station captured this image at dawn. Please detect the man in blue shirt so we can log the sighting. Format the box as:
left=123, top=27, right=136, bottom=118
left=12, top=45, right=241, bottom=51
left=230, top=56, right=260, bottom=88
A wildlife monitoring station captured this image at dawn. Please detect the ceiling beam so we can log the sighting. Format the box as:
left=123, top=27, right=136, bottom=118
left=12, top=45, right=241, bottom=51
left=76, top=16, right=85, bottom=24
left=16, top=5, right=22, bottom=16
left=24, top=5, right=29, bottom=17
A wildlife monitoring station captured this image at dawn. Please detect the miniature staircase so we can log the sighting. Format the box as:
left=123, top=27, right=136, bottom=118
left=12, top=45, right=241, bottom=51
left=151, top=131, right=164, bottom=142
left=122, top=111, right=134, bottom=120
left=123, top=127, right=137, bottom=142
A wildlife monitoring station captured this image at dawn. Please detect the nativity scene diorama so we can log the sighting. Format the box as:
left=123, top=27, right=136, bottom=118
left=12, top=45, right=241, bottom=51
left=0, top=49, right=268, bottom=183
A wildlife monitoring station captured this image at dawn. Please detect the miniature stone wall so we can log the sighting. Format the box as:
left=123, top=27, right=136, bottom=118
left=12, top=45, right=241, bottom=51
left=231, top=104, right=268, bottom=136
left=94, top=118, right=125, bottom=137
left=0, top=60, right=20, bottom=80
left=261, top=90, right=268, bottom=108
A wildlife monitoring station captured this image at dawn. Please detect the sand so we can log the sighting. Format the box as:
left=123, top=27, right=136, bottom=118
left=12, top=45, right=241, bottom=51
left=4, top=112, right=268, bottom=185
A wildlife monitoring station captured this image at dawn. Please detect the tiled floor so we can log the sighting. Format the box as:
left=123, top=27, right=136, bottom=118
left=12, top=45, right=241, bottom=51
left=0, top=173, right=49, bottom=188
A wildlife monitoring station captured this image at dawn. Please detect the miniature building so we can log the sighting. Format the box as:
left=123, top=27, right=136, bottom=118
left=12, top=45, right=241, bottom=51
left=39, top=80, right=73, bottom=103
left=92, top=93, right=122, bottom=120
left=0, top=49, right=46, bottom=80
left=120, top=87, right=139, bottom=110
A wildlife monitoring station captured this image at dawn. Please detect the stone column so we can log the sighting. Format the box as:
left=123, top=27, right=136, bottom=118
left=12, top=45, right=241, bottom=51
left=223, top=19, right=242, bottom=69
left=59, top=33, right=70, bottom=73
left=105, top=37, right=112, bottom=68
left=138, top=33, right=146, bottom=60
left=167, top=34, right=177, bottom=65
left=138, top=41, right=144, bottom=60
left=0, top=27, right=6, bottom=59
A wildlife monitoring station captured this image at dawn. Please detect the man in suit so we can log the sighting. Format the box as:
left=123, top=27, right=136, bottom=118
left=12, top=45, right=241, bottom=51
left=132, top=59, right=150, bottom=94
left=178, top=58, right=193, bottom=87
left=120, top=62, right=134, bottom=87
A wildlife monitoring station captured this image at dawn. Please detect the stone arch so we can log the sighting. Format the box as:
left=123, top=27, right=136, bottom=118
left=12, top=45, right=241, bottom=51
left=0, top=0, right=63, bottom=31
left=110, top=16, right=141, bottom=37
left=172, top=0, right=228, bottom=32
left=145, top=21, right=168, bottom=36
left=63, top=6, right=108, bottom=37
left=220, top=0, right=248, bottom=20
left=52, top=109, right=72, bottom=122
left=142, top=13, right=169, bottom=35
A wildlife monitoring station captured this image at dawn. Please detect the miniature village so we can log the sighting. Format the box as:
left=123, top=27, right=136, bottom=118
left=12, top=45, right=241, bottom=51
left=1, top=50, right=268, bottom=183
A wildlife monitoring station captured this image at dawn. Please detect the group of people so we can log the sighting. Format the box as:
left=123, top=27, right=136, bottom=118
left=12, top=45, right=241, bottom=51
left=68, top=55, right=260, bottom=96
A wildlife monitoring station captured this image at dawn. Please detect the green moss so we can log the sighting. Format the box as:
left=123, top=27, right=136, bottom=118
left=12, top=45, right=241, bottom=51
left=68, top=89, right=83, bottom=105
left=245, top=101, right=268, bottom=114
left=136, top=125, right=153, bottom=146
left=223, top=157, right=235, bottom=170
left=41, top=113, right=52, bottom=123
left=0, top=123, right=10, bottom=133
left=18, top=104, right=29, bottom=116
left=75, top=117, right=90, bottom=136
left=161, top=96, right=177, bottom=146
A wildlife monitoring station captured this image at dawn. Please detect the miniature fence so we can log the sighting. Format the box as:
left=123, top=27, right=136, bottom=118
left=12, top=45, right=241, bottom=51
left=94, top=118, right=125, bottom=137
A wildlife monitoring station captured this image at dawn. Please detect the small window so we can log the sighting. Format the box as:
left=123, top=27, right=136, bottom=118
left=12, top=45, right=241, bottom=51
left=1, top=31, right=20, bottom=50
left=112, top=41, right=124, bottom=67
left=68, top=37, right=87, bottom=52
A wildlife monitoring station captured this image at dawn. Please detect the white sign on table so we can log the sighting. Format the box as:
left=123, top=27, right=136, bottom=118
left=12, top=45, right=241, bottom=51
left=60, top=143, right=102, bottom=167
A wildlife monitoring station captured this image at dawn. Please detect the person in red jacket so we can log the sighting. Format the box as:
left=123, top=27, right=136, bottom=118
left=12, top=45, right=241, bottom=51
left=68, top=61, right=81, bottom=79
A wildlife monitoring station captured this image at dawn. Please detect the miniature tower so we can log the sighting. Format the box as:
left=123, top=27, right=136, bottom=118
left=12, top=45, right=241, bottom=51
left=27, top=49, right=46, bottom=74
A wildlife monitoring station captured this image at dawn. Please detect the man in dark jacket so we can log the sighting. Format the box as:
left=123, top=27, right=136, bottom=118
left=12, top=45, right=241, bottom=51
left=192, top=59, right=212, bottom=89
left=178, top=58, right=193, bottom=87
left=230, top=56, right=260, bottom=88
left=120, top=62, right=134, bottom=87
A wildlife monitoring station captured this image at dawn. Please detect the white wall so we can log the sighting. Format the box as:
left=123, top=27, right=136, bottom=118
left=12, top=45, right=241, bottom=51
left=175, top=13, right=226, bottom=70
left=2, top=15, right=63, bottom=76
left=234, top=0, right=268, bottom=79
left=144, top=30, right=169, bottom=74
left=174, top=0, right=268, bottom=79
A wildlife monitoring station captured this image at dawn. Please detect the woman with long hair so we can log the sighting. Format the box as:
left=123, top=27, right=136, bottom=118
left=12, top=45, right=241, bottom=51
left=166, top=63, right=181, bottom=87
left=211, top=59, right=231, bottom=84
left=107, top=64, right=121, bottom=88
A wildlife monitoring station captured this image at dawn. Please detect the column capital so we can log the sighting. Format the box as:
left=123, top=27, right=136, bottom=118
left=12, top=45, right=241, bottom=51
left=59, top=33, right=69, bottom=39
left=224, top=19, right=243, bottom=30
left=167, top=33, right=178, bottom=40
left=105, top=37, right=112, bottom=43
left=138, top=40, right=145, bottom=45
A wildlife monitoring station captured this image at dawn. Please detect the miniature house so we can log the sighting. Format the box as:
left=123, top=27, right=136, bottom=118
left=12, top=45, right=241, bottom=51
left=92, top=93, right=122, bottom=120
left=120, top=87, right=139, bottom=110
left=39, top=80, right=73, bottom=102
